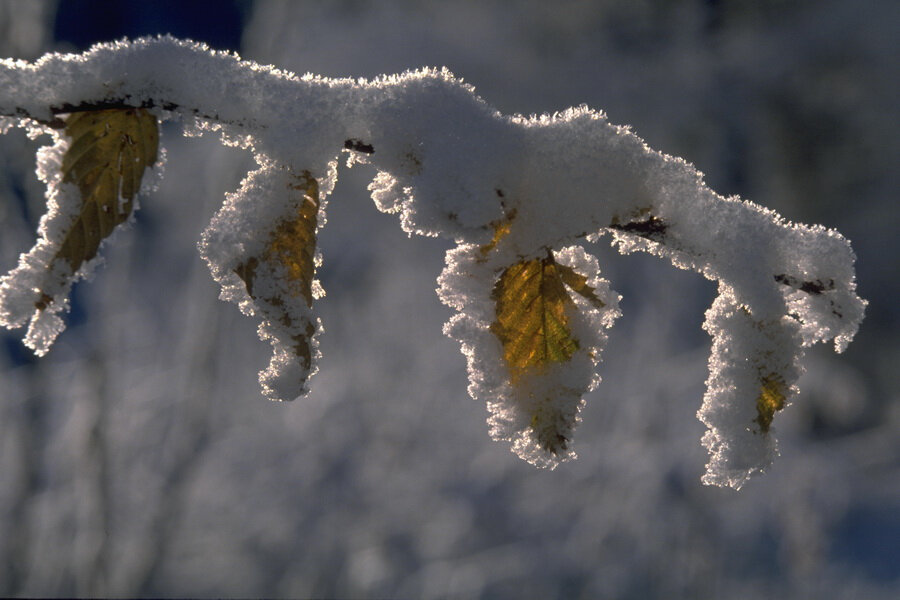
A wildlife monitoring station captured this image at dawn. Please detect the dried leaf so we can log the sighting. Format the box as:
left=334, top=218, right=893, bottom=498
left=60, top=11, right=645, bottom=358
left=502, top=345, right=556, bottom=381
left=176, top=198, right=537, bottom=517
left=557, top=263, right=606, bottom=310
left=490, top=254, right=580, bottom=385
left=56, top=108, right=158, bottom=273
left=235, top=172, right=320, bottom=369
left=489, top=251, right=611, bottom=455
left=754, top=373, right=787, bottom=433
left=478, top=208, right=516, bottom=260
left=530, top=406, right=572, bottom=456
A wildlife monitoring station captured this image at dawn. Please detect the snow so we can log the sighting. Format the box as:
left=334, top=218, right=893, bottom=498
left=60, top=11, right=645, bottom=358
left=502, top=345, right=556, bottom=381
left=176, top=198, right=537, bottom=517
left=0, top=36, right=866, bottom=486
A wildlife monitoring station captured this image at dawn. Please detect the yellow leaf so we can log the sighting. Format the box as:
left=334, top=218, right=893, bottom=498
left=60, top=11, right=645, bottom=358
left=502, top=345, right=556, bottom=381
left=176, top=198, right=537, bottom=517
left=56, top=108, right=158, bottom=274
left=264, top=174, right=319, bottom=308
left=478, top=208, right=516, bottom=260
left=754, top=373, right=787, bottom=433
left=490, top=254, right=580, bottom=385
left=235, top=172, right=320, bottom=369
left=490, top=252, right=607, bottom=455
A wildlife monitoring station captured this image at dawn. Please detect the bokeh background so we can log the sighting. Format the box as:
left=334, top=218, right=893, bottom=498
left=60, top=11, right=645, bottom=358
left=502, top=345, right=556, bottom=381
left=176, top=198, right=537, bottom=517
left=1, top=1, right=897, bottom=597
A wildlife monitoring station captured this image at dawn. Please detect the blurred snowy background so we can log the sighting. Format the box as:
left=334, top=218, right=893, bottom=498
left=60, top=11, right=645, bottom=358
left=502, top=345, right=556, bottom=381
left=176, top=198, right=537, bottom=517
left=0, top=1, right=897, bottom=597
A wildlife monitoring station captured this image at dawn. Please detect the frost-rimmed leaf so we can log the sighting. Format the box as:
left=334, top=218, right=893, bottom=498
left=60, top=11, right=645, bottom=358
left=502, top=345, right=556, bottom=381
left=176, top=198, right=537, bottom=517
left=490, top=255, right=582, bottom=454
left=235, top=172, right=319, bottom=380
left=698, top=290, right=803, bottom=489
left=199, top=163, right=334, bottom=402
left=754, top=374, right=787, bottom=433
left=57, top=109, right=158, bottom=272
left=439, top=244, right=621, bottom=466
left=0, top=108, right=159, bottom=355
left=491, top=255, right=580, bottom=384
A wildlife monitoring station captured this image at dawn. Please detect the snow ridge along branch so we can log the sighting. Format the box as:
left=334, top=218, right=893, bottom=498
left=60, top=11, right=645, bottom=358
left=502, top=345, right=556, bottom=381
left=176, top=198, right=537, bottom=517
left=0, top=37, right=865, bottom=488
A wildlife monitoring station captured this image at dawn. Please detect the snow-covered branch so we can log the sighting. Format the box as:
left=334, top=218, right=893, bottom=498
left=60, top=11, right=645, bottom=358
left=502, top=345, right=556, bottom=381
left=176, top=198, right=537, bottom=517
left=0, top=37, right=865, bottom=488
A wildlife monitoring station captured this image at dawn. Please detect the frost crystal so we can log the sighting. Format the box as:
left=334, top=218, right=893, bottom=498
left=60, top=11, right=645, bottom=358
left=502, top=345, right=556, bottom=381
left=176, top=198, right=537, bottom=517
left=0, top=37, right=865, bottom=486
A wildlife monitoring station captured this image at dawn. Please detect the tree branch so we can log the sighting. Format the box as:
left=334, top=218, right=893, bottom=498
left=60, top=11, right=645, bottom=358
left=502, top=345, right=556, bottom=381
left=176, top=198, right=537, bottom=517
left=7, top=99, right=379, bottom=156
left=609, top=215, right=835, bottom=296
